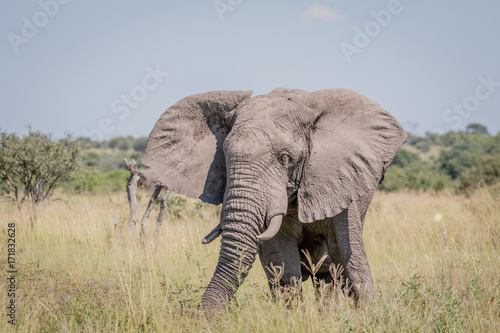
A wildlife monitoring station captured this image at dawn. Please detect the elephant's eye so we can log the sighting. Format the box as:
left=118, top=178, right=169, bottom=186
left=278, top=153, right=290, bottom=166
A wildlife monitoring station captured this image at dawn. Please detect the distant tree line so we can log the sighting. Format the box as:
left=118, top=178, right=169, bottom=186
left=76, top=136, right=148, bottom=152
left=76, top=136, right=149, bottom=172
left=2, top=125, right=499, bottom=201
left=74, top=126, right=500, bottom=194
left=70, top=136, right=151, bottom=193
left=380, top=126, right=500, bottom=192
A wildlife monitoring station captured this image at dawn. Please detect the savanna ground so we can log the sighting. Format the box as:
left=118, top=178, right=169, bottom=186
left=1, top=188, right=499, bottom=332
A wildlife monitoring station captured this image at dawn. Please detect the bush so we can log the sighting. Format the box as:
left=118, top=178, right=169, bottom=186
left=415, top=140, right=431, bottom=153
left=81, top=152, right=100, bottom=167
left=391, top=148, right=422, bottom=168
left=458, top=155, right=500, bottom=191
left=0, top=130, right=81, bottom=208
left=109, top=136, right=133, bottom=151
left=484, top=134, right=500, bottom=154
left=76, top=137, right=107, bottom=149
left=438, top=143, right=485, bottom=179
left=379, top=165, right=451, bottom=192
left=406, top=134, right=433, bottom=153
left=99, top=156, right=123, bottom=173
left=64, top=169, right=130, bottom=194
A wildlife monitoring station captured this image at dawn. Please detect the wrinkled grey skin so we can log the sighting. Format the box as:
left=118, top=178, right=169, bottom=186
left=143, top=88, right=407, bottom=309
left=137, top=169, right=156, bottom=191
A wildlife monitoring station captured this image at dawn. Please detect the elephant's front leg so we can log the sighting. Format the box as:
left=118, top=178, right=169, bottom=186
left=258, top=218, right=303, bottom=299
left=329, top=200, right=374, bottom=303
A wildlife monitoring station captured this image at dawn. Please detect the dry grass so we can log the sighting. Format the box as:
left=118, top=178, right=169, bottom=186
left=1, top=188, right=499, bottom=332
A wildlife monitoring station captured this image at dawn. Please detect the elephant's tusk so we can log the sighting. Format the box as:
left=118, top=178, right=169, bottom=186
left=201, top=224, right=222, bottom=244
left=257, top=215, right=283, bottom=241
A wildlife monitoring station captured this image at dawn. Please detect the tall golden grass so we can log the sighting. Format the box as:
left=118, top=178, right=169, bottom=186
left=1, top=188, right=499, bottom=332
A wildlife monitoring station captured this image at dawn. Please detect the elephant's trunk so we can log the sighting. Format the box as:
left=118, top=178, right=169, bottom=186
left=200, top=185, right=264, bottom=308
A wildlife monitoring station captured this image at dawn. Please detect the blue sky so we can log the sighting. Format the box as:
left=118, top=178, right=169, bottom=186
left=2, top=0, right=499, bottom=140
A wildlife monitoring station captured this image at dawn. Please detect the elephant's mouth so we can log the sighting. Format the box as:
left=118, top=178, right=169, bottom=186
left=201, top=214, right=284, bottom=244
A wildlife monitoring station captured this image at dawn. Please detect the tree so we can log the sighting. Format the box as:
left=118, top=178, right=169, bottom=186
left=466, top=123, right=489, bottom=135
left=437, top=143, right=484, bottom=179
left=459, top=154, right=500, bottom=191
left=109, top=136, right=133, bottom=151
left=0, top=130, right=81, bottom=214
left=133, top=137, right=148, bottom=152
left=81, top=151, right=100, bottom=167
left=391, top=148, right=422, bottom=168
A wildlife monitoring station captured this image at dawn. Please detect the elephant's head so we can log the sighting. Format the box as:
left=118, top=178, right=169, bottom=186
left=143, top=88, right=406, bottom=308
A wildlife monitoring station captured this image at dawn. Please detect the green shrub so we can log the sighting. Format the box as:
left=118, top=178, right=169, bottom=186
left=438, top=143, right=485, bottom=179
left=485, top=133, right=500, bottom=154
left=406, top=133, right=433, bottom=152
left=415, top=140, right=431, bottom=153
left=108, top=136, right=134, bottom=151
left=0, top=130, right=81, bottom=207
left=380, top=165, right=451, bottom=192
left=99, top=156, right=123, bottom=173
left=76, top=137, right=108, bottom=149
left=81, top=151, right=100, bottom=167
left=391, top=148, right=422, bottom=168
left=458, top=154, right=500, bottom=191
left=64, top=169, right=129, bottom=194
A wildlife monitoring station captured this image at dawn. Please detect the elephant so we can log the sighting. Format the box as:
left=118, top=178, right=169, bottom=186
left=142, top=88, right=406, bottom=309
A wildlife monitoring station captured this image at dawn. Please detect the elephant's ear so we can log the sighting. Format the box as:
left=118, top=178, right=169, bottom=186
left=142, top=90, right=253, bottom=204
left=297, top=89, right=407, bottom=223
